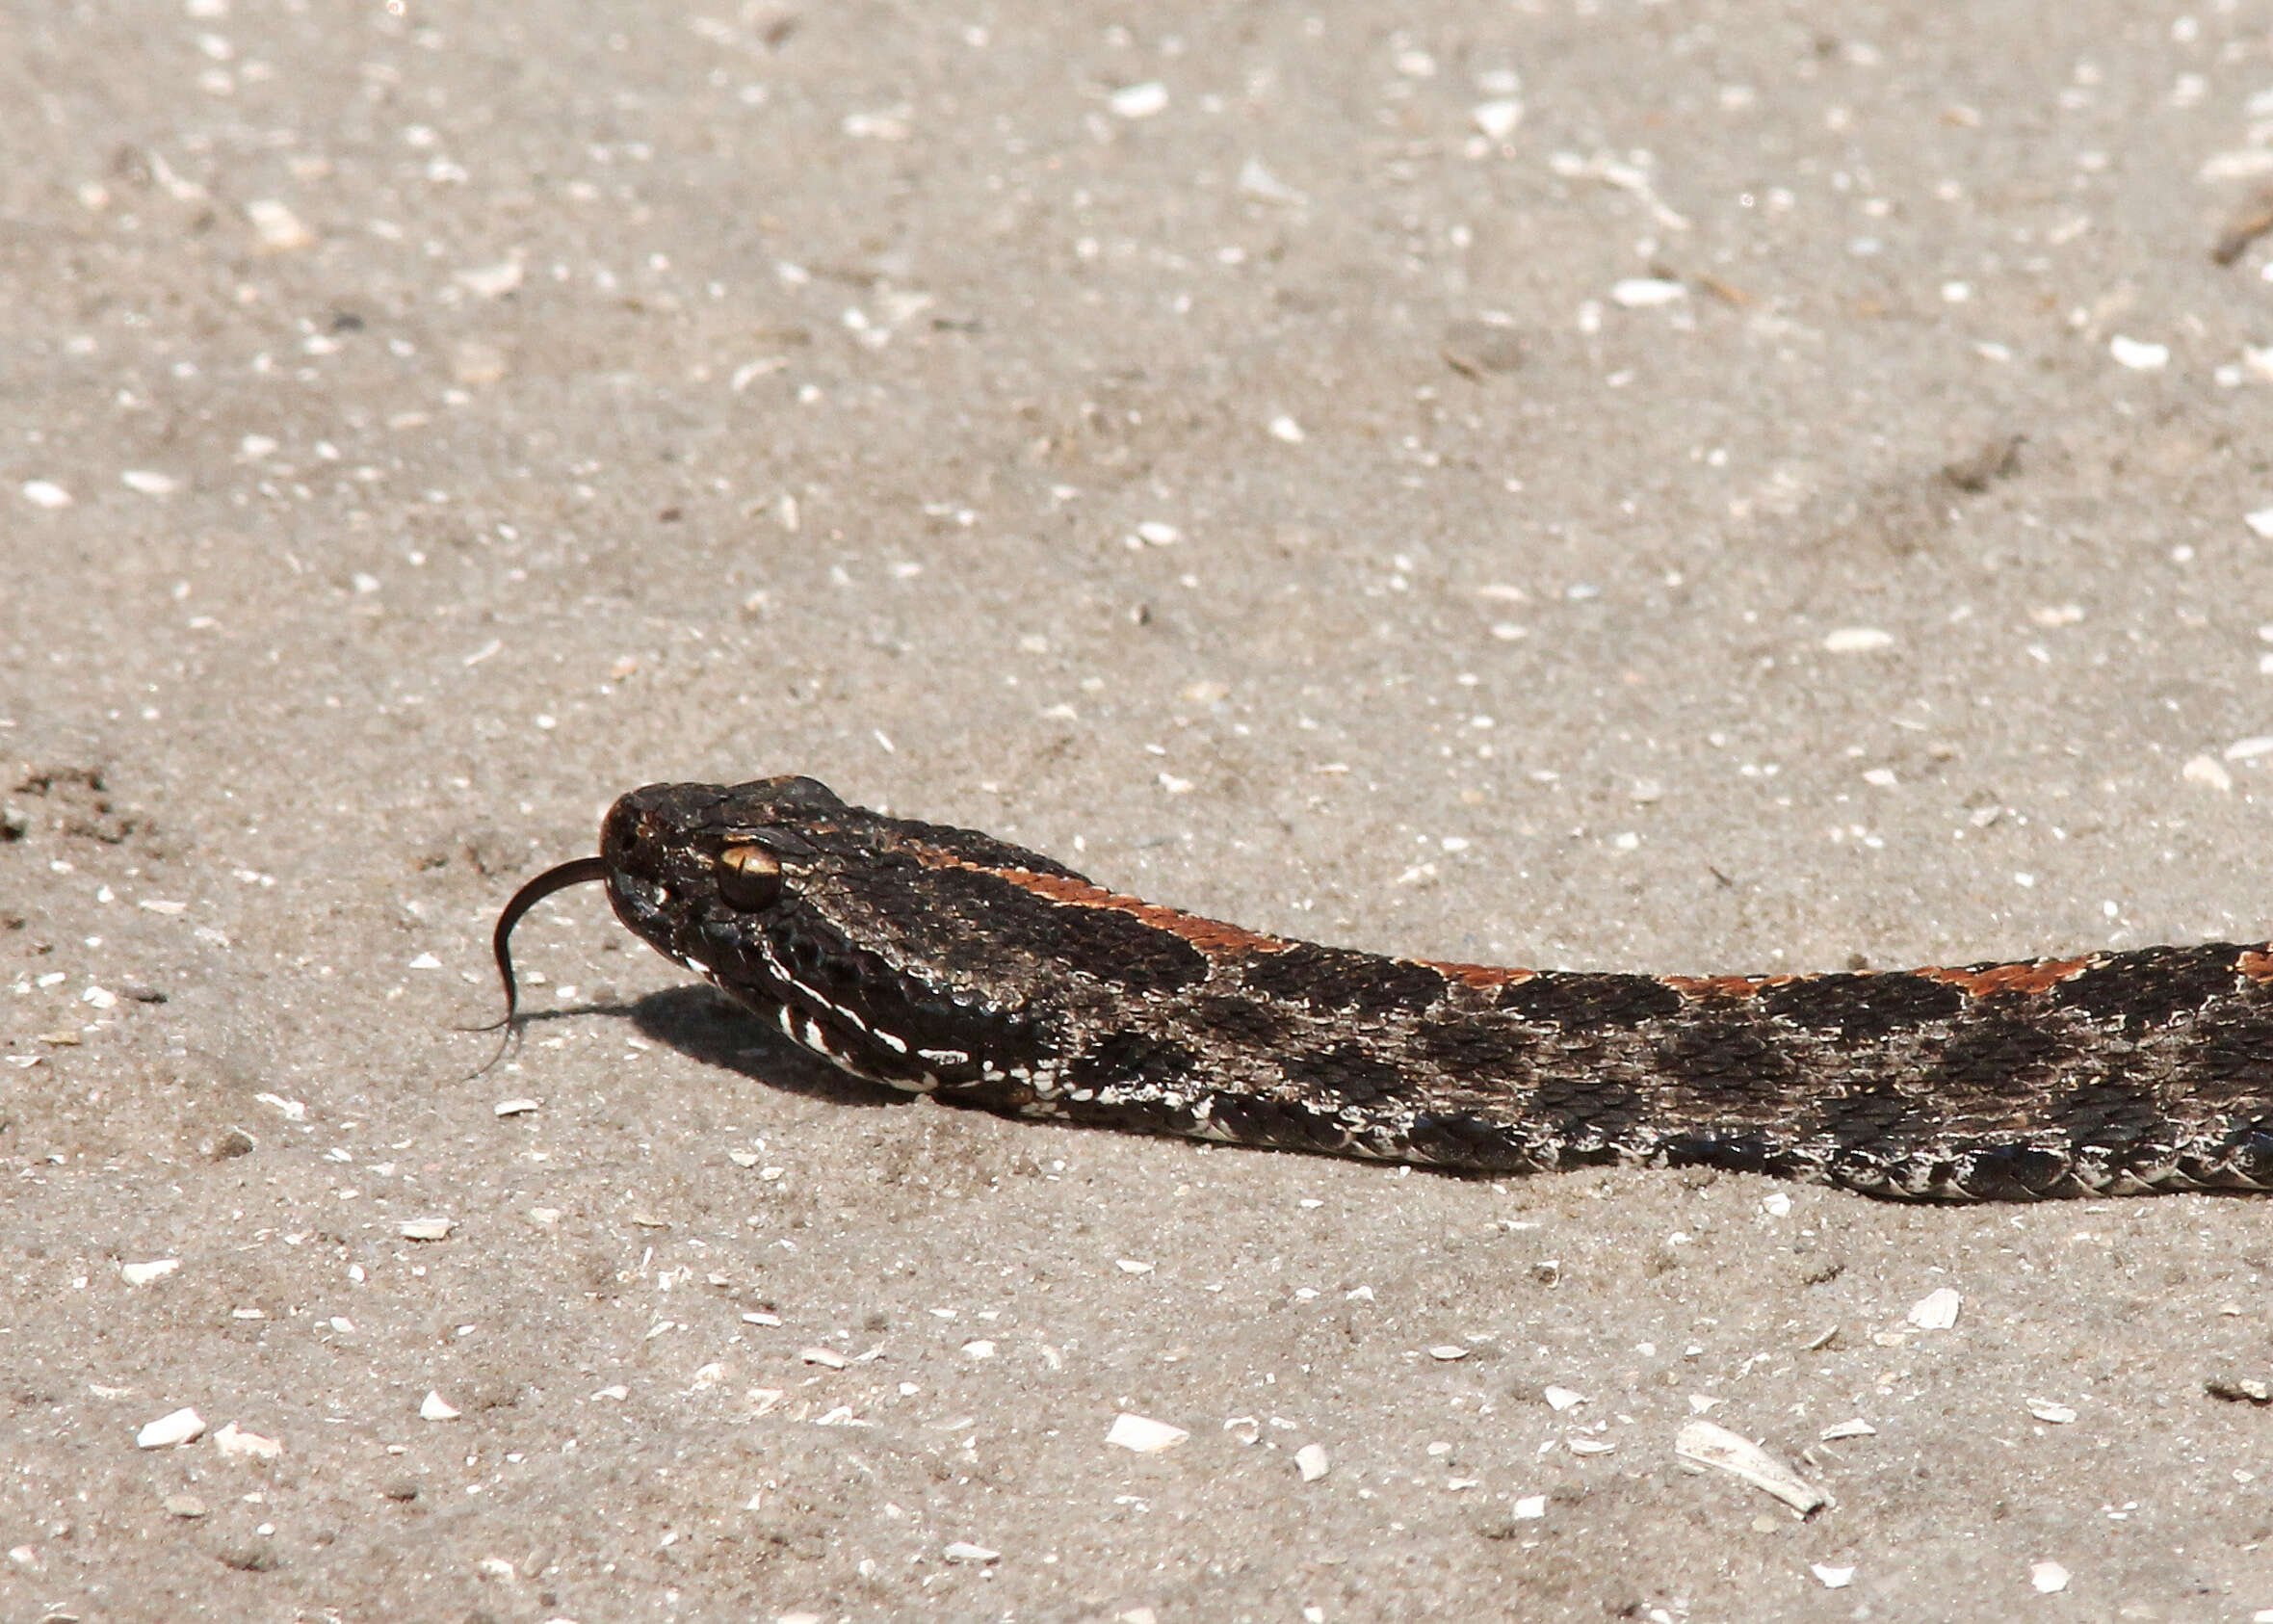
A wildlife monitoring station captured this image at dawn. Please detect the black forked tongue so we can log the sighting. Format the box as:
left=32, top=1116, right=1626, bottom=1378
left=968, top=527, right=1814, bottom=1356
left=463, top=855, right=612, bottom=1076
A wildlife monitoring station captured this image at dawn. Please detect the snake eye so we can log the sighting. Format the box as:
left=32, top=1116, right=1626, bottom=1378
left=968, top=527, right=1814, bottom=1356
left=715, top=844, right=784, bottom=910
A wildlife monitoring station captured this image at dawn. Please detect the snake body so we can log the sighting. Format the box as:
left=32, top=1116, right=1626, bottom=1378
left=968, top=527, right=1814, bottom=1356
left=490, top=775, right=2273, bottom=1201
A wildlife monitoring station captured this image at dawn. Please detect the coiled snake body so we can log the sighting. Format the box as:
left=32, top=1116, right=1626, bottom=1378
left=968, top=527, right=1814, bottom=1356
left=490, top=775, right=2273, bottom=1201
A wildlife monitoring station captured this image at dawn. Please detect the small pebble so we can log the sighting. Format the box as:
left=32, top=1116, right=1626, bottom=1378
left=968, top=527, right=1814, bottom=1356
left=419, top=1391, right=459, bottom=1421
left=2030, top=1560, right=2070, bottom=1594
left=1294, top=1443, right=1331, bottom=1481
left=399, top=1218, right=454, bottom=1242
left=164, top=1494, right=209, bottom=1519
left=800, top=1348, right=849, bottom=1370
left=1813, top=1565, right=1855, bottom=1589
left=120, top=469, right=179, bottom=495
left=120, top=1259, right=180, bottom=1287
left=1823, top=627, right=1894, bottom=653
left=2246, top=508, right=2273, bottom=539
left=22, top=479, right=72, bottom=509
left=943, top=1540, right=1000, bottom=1563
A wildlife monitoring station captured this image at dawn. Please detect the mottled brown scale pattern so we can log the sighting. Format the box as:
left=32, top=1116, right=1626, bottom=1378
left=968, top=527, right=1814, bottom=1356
left=493, top=776, right=2273, bottom=1203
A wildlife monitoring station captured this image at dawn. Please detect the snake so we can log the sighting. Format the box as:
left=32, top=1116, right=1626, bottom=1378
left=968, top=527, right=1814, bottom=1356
left=486, top=775, right=2273, bottom=1201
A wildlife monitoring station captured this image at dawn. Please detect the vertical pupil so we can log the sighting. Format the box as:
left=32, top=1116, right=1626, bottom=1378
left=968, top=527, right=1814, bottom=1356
left=717, top=845, right=782, bottom=909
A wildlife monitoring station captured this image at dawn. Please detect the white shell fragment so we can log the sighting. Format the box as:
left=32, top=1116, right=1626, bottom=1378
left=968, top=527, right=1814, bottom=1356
left=1108, top=81, right=1168, bottom=119
left=1543, top=1386, right=1586, bottom=1412
left=2107, top=334, right=2168, bottom=371
left=2030, top=1560, right=2071, bottom=1594
left=1427, top=1345, right=1470, bottom=1362
left=21, top=479, right=72, bottom=509
left=1813, top=1564, right=1856, bottom=1589
left=1107, top=1412, right=1189, bottom=1453
left=1907, top=1287, right=1962, bottom=1330
left=454, top=259, right=524, bottom=298
left=214, top=1422, right=283, bottom=1460
left=245, top=197, right=314, bottom=251
left=2026, top=1400, right=2077, bottom=1425
left=136, top=1407, right=205, bottom=1449
left=1819, top=1418, right=1878, bottom=1441
left=1512, top=1494, right=1547, bottom=1519
left=942, top=1540, right=1000, bottom=1563
left=1472, top=98, right=1524, bottom=140
left=419, top=1391, right=460, bottom=1421
left=1610, top=276, right=1685, bottom=307
left=120, top=1259, right=180, bottom=1286
left=1294, top=1443, right=1331, bottom=1481
left=2186, top=755, right=2236, bottom=792
left=493, top=1097, right=540, bottom=1117
left=1823, top=626, right=1895, bottom=653
left=1673, top=1420, right=1832, bottom=1516
left=399, top=1218, right=455, bottom=1242
left=799, top=1348, right=849, bottom=1370
left=120, top=469, right=180, bottom=495
left=2247, top=507, right=2273, bottom=540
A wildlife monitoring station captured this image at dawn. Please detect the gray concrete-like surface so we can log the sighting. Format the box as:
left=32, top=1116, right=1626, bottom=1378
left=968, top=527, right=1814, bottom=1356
left=9, top=1, right=2273, bottom=1618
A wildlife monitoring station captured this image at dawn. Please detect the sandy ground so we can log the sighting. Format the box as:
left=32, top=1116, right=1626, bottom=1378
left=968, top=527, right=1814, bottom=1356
left=10, top=0, right=2273, bottom=1618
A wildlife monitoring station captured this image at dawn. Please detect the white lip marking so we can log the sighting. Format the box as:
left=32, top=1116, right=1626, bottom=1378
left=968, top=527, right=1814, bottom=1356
left=775, top=1005, right=797, bottom=1039
left=875, top=1030, right=909, bottom=1055
left=920, top=1048, right=968, bottom=1065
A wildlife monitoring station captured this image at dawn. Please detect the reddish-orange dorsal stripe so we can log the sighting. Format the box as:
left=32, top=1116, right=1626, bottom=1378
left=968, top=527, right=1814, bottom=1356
left=913, top=845, right=1293, bottom=956
left=1919, top=956, right=2095, bottom=997
left=1416, top=960, right=1536, bottom=990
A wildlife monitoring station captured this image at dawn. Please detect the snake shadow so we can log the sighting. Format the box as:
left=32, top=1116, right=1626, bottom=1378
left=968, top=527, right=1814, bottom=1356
left=615, top=983, right=910, bottom=1112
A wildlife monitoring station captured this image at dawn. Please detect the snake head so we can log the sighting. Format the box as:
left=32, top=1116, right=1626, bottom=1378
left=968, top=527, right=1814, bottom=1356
left=598, top=776, right=845, bottom=955
left=491, top=774, right=1066, bottom=1095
